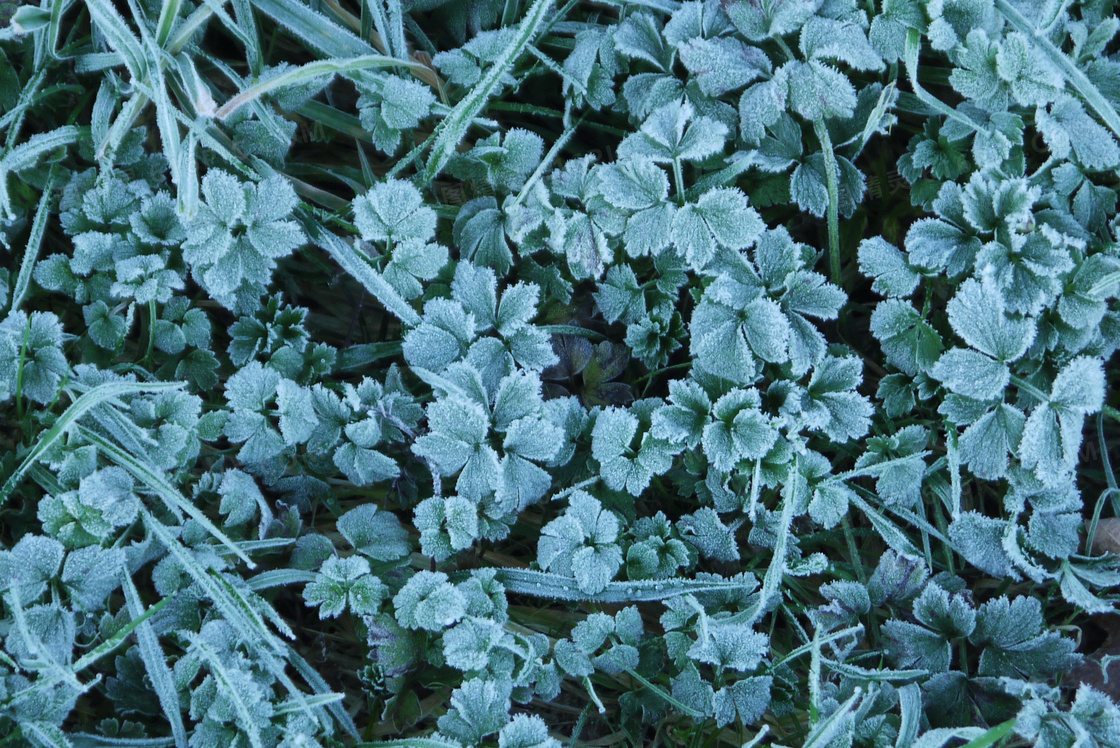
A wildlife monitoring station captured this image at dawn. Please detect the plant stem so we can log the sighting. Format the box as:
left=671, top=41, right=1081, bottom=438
left=672, top=157, right=686, bottom=206
left=813, top=119, right=842, bottom=286
left=14, top=318, right=30, bottom=421
left=1009, top=375, right=1050, bottom=403
left=145, top=300, right=157, bottom=366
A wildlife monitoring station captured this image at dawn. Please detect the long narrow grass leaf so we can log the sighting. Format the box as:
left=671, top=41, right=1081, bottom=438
left=140, top=511, right=285, bottom=647
left=493, top=569, right=759, bottom=603
left=76, top=426, right=256, bottom=566
left=0, top=381, right=184, bottom=509
left=122, top=574, right=188, bottom=748
left=83, top=0, right=148, bottom=79
left=313, top=224, right=422, bottom=327
left=8, top=169, right=55, bottom=312
left=418, top=0, right=552, bottom=184
left=217, top=54, right=421, bottom=119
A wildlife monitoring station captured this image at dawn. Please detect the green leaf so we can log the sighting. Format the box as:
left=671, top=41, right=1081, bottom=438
left=858, top=237, right=920, bottom=298
left=785, top=61, right=858, bottom=121
left=869, top=300, right=943, bottom=376
left=619, top=100, right=729, bottom=164
left=931, top=348, right=1009, bottom=401
left=337, top=503, right=411, bottom=562
left=394, top=570, right=468, bottom=631
left=679, top=36, right=770, bottom=96
left=970, top=595, right=1079, bottom=679
left=723, top=0, right=822, bottom=41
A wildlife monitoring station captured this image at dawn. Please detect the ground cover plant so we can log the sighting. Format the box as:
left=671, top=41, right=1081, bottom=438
left=4, top=0, right=1120, bottom=745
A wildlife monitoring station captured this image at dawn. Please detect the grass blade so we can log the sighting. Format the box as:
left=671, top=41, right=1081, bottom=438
left=312, top=223, right=422, bottom=327
left=141, top=510, right=284, bottom=647
left=154, top=0, right=183, bottom=46
left=122, top=574, right=188, bottom=748
left=7, top=169, right=55, bottom=312
left=216, top=54, right=420, bottom=119
left=83, top=0, right=148, bottom=79
left=71, top=597, right=171, bottom=673
left=247, top=569, right=319, bottom=591
left=249, top=0, right=443, bottom=90
left=76, top=425, right=256, bottom=567
left=417, top=0, right=553, bottom=184
left=0, top=381, right=184, bottom=510
left=0, top=126, right=76, bottom=220
left=493, top=569, right=759, bottom=603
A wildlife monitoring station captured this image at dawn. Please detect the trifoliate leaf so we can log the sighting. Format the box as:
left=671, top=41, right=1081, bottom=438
left=337, top=503, right=411, bottom=562
left=304, top=556, right=386, bottom=618
left=538, top=491, right=623, bottom=593
left=353, top=179, right=437, bottom=245
left=618, top=100, right=729, bottom=164
left=394, top=570, right=468, bottom=631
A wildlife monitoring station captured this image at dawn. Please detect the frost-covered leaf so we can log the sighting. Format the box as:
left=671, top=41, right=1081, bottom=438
left=809, top=482, right=855, bottom=530
left=905, top=218, right=981, bottom=277
left=958, top=403, right=1025, bottom=479
left=438, top=677, right=511, bottom=745
left=949, top=512, right=1014, bottom=578
left=1037, top=95, right=1120, bottom=170
left=723, top=0, right=823, bottom=41
left=785, top=60, right=858, bottom=121
left=353, top=179, right=437, bottom=245
left=931, top=348, right=1009, bottom=402
left=0, top=535, right=65, bottom=602
left=651, top=378, right=711, bottom=448
left=538, top=491, right=623, bottom=593
left=218, top=468, right=268, bottom=530
left=304, top=555, right=386, bottom=618
left=858, top=237, right=919, bottom=297
left=182, top=171, right=303, bottom=311
left=451, top=129, right=544, bottom=192
left=970, top=596, right=1079, bottom=680
left=498, top=714, right=561, bottom=748
left=713, top=676, right=772, bottom=727
left=338, top=503, right=411, bottom=562
left=678, top=508, right=739, bottom=562
left=1019, top=357, right=1105, bottom=484
left=678, top=36, right=770, bottom=96
left=800, top=17, right=884, bottom=72
left=592, top=407, right=675, bottom=496
left=618, top=100, right=728, bottom=164
left=0, top=311, right=68, bottom=404
left=672, top=188, right=763, bottom=270
left=869, top=300, right=943, bottom=375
